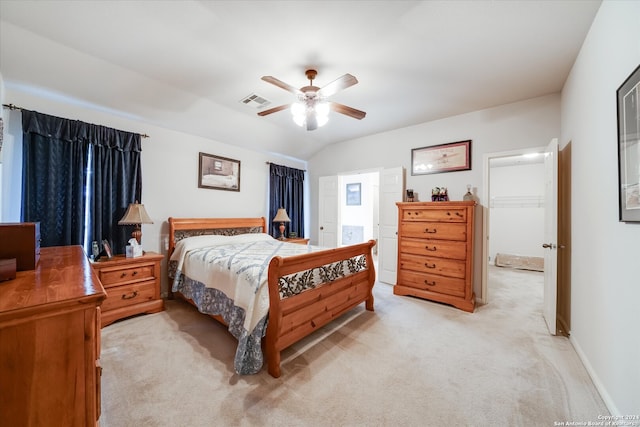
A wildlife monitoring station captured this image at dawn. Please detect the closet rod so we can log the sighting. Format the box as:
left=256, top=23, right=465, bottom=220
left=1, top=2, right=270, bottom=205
left=2, top=103, right=150, bottom=138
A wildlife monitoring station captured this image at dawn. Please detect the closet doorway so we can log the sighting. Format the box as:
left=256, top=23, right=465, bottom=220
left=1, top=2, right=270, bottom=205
left=482, top=142, right=570, bottom=336
left=482, top=147, right=546, bottom=305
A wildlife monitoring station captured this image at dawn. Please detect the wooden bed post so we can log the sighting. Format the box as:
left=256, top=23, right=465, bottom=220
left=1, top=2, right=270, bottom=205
left=266, top=256, right=284, bottom=378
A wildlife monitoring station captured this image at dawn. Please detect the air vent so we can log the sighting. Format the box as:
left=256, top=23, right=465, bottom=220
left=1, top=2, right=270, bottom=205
left=240, top=93, right=271, bottom=108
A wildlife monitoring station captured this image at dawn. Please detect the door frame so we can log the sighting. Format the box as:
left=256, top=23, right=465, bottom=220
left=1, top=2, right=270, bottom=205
left=481, top=146, right=546, bottom=304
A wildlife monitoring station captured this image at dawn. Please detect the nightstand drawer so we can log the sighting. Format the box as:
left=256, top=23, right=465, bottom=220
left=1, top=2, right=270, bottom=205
left=98, top=264, right=155, bottom=287
left=91, top=252, right=164, bottom=327
left=101, top=281, right=156, bottom=312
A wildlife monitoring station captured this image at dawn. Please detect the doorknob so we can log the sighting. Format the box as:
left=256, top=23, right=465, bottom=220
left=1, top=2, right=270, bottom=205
left=542, top=243, right=556, bottom=249
left=320, top=226, right=324, bottom=230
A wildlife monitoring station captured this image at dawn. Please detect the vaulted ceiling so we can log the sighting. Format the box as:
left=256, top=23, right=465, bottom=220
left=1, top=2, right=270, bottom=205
left=0, top=1, right=601, bottom=160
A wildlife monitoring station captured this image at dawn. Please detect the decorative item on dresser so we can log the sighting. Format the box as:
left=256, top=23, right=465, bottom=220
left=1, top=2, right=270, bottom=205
left=0, top=222, right=40, bottom=270
left=0, top=246, right=106, bottom=425
left=395, top=201, right=477, bottom=312
left=91, top=252, right=164, bottom=327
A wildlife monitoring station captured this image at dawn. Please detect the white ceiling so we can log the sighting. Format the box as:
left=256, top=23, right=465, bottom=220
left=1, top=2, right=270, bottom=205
left=0, top=1, right=601, bottom=160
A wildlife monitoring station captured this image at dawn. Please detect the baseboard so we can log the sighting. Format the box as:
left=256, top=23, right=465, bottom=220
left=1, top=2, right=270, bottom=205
left=569, top=335, right=619, bottom=415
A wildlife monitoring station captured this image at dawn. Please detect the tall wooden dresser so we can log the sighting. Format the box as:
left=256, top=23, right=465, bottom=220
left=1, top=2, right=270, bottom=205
left=0, top=246, right=106, bottom=426
left=395, top=201, right=476, bottom=312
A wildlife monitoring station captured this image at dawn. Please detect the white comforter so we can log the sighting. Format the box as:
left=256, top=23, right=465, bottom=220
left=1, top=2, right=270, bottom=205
left=170, top=233, right=314, bottom=332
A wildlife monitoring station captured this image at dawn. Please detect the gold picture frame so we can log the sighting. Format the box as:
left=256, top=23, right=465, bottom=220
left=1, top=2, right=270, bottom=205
left=411, top=140, right=472, bottom=175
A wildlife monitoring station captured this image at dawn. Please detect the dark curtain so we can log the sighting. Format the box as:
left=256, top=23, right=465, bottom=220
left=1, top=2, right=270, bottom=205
left=21, top=110, right=141, bottom=254
left=269, top=164, right=305, bottom=238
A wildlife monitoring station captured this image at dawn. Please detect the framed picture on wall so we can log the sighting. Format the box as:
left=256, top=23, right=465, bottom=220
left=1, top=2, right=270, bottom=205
left=346, top=183, right=361, bottom=206
left=198, top=152, right=241, bottom=192
left=617, top=64, right=640, bottom=222
left=411, top=140, right=472, bottom=175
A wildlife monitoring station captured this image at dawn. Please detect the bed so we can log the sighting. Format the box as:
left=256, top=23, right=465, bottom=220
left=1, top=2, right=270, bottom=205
left=167, top=217, right=376, bottom=378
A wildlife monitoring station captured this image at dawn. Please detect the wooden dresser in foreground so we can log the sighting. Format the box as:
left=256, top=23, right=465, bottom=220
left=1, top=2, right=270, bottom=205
left=91, top=251, right=164, bottom=327
left=395, top=201, right=476, bottom=312
left=0, top=245, right=106, bottom=426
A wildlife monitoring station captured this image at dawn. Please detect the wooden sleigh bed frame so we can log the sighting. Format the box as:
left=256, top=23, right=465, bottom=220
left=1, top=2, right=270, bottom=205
left=167, top=217, right=376, bottom=378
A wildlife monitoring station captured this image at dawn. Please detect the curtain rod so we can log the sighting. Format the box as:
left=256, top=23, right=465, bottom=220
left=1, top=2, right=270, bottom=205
left=2, top=103, right=150, bottom=138
left=265, top=161, right=306, bottom=172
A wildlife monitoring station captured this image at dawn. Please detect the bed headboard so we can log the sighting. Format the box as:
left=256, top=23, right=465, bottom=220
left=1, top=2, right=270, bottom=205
left=167, top=217, right=266, bottom=256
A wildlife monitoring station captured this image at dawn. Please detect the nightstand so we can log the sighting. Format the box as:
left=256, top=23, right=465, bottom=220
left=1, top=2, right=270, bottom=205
left=283, top=237, right=310, bottom=245
left=91, top=252, right=164, bottom=327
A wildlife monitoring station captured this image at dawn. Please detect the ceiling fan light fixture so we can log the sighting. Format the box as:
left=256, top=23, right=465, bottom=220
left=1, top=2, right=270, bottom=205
left=316, top=101, right=330, bottom=117
left=291, top=102, right=306, bottom=127
left=290, top=100, right=329, bottom=129
left=261, top=70, right=364, bottom=130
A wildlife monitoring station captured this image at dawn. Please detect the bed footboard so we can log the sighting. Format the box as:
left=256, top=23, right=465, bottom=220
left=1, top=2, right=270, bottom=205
left=265, top=239, right=377, bottom=378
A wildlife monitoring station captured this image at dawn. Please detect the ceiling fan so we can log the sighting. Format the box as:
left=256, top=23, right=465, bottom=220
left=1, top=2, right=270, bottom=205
left=258, top=69, right=366, bottom=131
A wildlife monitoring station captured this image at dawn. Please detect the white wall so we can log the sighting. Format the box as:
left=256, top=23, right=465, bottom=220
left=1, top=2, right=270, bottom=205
left=489, top=162, right=545, bottom=261
left=308, top=93, right=561, bottom=298
left=560, top=0, right=640, bottom=415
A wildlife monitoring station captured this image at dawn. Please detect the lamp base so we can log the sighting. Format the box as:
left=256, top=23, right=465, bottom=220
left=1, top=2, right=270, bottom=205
left=131, top=228, right=142, bottom=245
left=279, top=223, right=285, bottom=240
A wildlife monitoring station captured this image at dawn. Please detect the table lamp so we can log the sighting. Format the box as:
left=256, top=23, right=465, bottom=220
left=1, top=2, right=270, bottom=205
left=118, top=201, right=153, bottom=244
left=272, top=207, right=291, bottom=240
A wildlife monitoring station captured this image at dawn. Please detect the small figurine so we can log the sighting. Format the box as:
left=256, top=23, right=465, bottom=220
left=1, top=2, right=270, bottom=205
left=439, top=187, right=449, bottom=201
left=431, top=187, right=440, bottom=201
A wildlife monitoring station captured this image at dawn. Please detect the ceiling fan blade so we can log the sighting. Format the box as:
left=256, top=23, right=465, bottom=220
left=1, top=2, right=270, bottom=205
left=330, top=102, right=366, bottom=120
left=261, top=76, right=302, bottom=95
left=306, top=110, right=318, bottom=131
left=318, top=74, right=358, bottom=97
left=257, top=104, right=291, bottom=116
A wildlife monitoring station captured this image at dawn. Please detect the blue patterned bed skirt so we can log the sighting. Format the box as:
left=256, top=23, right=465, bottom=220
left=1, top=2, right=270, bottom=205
left=172, top=270, right=267, bottom=375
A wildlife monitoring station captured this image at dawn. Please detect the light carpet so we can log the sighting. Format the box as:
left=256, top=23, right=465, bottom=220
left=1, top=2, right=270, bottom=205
left=100, top=266, right=608, bottom=426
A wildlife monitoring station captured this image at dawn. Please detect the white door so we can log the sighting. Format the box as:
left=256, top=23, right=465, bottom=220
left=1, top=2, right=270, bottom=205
left=378, top=167, right=404, bottom=284
left=543, top=138, right=559, bottom=335
left=318, top=175, right=339, bottom=248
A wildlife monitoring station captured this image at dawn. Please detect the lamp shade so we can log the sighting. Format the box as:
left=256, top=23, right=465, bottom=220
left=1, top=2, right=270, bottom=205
left=118, top=202, right=153, bottom=225
left=272, top=208, right=291, bottom=223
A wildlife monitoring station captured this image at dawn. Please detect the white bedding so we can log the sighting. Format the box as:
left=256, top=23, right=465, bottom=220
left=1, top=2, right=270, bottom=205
left=170, top=233, right=314, bottom=332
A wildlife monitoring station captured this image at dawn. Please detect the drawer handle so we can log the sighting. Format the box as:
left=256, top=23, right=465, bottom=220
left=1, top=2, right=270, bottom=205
left=120, top=271, right=138, bottom=278
left=424, top=280, right=436, bottom=286
left=122, top=291, right=138, bottom=300
left=425, top=245, right=437, bottom=251
left=424, top=263, right=436, bottom=269
left=455, top=212, right=463, bottom=217
left=424, top=228, right=437, bottom=234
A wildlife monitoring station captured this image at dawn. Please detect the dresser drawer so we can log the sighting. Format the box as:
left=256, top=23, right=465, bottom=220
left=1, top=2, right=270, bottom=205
left=399, top=222, right=468, bottom=241
left=400, top=238, right=467, bottom=260
left=399, top=253, right=466, bottom=279
left=398, top=270, right=466, bottom=297
left=97, top=264, right=155, bottom=287
left=402, top=208, right=467, bottom=222
left=101, top=280, right=156, bottom=312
